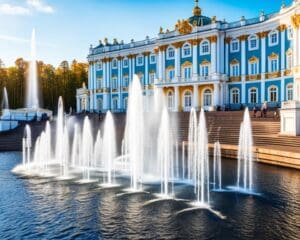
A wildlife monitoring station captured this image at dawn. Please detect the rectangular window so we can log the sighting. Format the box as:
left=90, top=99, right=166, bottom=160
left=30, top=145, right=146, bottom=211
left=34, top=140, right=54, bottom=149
left=168, top=70, right=175, bottom=80
left=250, top=62, right=258, bottom=75
left=149, top=73, right=155, bottom=84
left=123, top=59, right=128, bottom=68
left=112, top=78, right=118, bottom=89
left=97, top=78, right=103, bottom=89
left=231, top=41, right=239, bottom=52
left=183, top=67, right=191, bottom=81
left=231, top=64, right=239, bottom=77
left=124, top=76, right=129, bottom=87
left=201, top=65, right=209, bottom=77
left=271, top=59, right=278, bottom=72
left=250, top=39, right=257, bottom=49
left=287, top=55, right=293, bottom=69
left=150, top=55, right=156, bottom=64
left=137, top=56, right=144, bottom=66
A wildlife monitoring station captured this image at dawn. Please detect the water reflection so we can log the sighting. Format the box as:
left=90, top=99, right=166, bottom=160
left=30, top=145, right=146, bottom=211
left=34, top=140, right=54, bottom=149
left=0, top=152, right=299, bottom=239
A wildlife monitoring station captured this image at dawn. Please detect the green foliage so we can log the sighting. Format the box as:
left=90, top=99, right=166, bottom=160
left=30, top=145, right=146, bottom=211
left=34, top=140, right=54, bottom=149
left=0, top=58, right=88, bottom=112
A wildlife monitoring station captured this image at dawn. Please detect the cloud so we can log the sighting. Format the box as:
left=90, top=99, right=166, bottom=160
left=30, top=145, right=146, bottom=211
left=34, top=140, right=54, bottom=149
left=0, top=34, right=56, bottom=48
left=26, top=0, right=54, bottom=13
left=0, top=3, right=30, bottom=15
left=0, top=1, right=54, bottom=15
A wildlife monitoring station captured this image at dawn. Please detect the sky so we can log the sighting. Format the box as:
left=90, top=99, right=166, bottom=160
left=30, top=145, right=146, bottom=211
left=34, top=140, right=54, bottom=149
left=0, top=0, right=294, bottom=67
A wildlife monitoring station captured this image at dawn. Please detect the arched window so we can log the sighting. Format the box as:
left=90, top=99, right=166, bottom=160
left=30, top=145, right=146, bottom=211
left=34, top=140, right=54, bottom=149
left=286, top=84, right=293, bottom=101
left=288, top=26, right=293, bottom=40
left=136, top=55, right=144, bottom=66
left=248, top=35, right=258, bottom=50
left=182, top=43, right=191, bottom=57
left=167, top=47, right=175, bottom=60
left=200, top=40, right=210, bottom=55
left=286, top=49, right=293, bottom=69
left=249, top=88, right=258, bottom=104
left=268, top=86, right=278, bottom=102
left=184, top=91, right=192, bottom=110
left=231, top=88, right=240, bottom=104
left=203, top=89, right=212, bottom=106
left=149, top=71, right=156, bottom=84
left=112, top=97, right=118, bottom=110
left=112, top=59, right=118, bottom=69
left=167, top=91, right=174, bottom=110
left=97, top=98, right=103, bottom=111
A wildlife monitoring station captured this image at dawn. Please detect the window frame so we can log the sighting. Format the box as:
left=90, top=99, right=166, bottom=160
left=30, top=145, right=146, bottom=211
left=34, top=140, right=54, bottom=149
left=230, top=39, right=240, bottom=53
left=248, top=35, right=259, bottom=51
left=269, top=30, right=279, bottom=47
left=268, top=86, right=278, bottom=102
left=200, top=40, right=210, bottom=56
left=182, top=43, right=192, bottom=58
left=231, top=88, right=240, bottom=104
left=166, top=47, right=175, bottom=60
left=248, top=87, right=258, bottom=104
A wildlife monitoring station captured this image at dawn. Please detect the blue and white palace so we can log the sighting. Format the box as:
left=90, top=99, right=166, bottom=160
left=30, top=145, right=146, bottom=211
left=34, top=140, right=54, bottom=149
left=76, top=0, right=300, bottom=113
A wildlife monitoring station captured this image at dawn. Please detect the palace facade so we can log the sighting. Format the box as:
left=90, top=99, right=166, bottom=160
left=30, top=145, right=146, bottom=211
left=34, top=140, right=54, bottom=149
left=76, top=0, right=300, bottom=113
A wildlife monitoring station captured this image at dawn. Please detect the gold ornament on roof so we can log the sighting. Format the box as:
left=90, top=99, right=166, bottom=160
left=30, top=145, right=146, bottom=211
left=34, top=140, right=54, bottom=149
left=175, top=19, right=193, bottom=35
left=193, top=0, right=201, bottom=16
left=159, top=27, right=164, bottom=34
left=291, top=14, right=300, bottom=29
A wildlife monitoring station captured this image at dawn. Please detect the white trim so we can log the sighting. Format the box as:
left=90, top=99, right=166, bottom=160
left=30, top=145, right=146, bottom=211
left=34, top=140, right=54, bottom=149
left=150, top=54, right=156, bottom=64
left=230, top=39, right=240, bottom=53
left=268, top=56, right=279, bottom=73
left=123, top=58, right=129, bottom=68
left=286, top=83, right=293, bottom=101
left=248, top=34, right=259, bottom=51
left=248, top=60, right=259, bottom=75
left=268, top=30, right=279, bottom=47
left=136, top=55, right=144, bottom=66
left=182, top=43, right=192, bottom=58
left=112, top=58, right=118, bottom=69
left=166, top=46, right=175, bottom=60
left=248, top=87, right=258, bottom=104
left=200, top=40, right=210, bottom=56
left=287, top=26, right=293, bottom=40
left=230, top=87, right=240, bottom=104
left=268, top=85, right=278, bottom=102
left=203, top=88, right=213, bottom=107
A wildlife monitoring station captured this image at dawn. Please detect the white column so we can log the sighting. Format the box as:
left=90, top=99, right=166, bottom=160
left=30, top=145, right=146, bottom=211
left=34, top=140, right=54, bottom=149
left=261, top=36, right=266, bottom=103
left=129, top=57, right=132, bottom=82
left=162, top=51, right=166, bottom=81
left=93, top=63, right=97, bottom=111
left=174, top=86, right=180, bottom=112
left=132, top=57, right=135, bottom=78
left=225, top=42, right=229, bottom=75
left=192, top=44, right=198, bottom=78
left=76, top=97, right=80, bottom=113
left=241, top=39, right=246, bottom=104
left=88, top=63, right=92, bottom=89
left=175, top=47, right=181, bottom=82
left=213, top=83, right=220, bottom=107
left=211, top=40, right=217, bottom=74
left=145, top=54, right=149, bottom=85
left=193, top=84, right=199, bottom=110
left=118, top=59, right=122, bottom=110
left=220, top=82, right=225, bottom=106
left=216, top=35, right=221, bottom=73
left=219, top=34, right=225, bottom=74
left=294, top=27, right=299, bottom=68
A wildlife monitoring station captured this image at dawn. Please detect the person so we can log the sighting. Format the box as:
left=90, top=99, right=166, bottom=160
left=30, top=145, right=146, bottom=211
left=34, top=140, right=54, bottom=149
left=253, top=105, right=257, bottom=118
left=262, top=101, right=268, bottom=118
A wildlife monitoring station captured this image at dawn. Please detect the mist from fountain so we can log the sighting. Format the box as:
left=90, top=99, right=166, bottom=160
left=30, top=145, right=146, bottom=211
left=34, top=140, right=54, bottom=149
left=157, top=107, right=174, bottom=197
left=26, top=28, right=39, bottom=109
left=102, top=111, right=116, bottom=185
left=237, top=108, right=253, bottom=191
left=123, top=75, right=144, bottom=191
left=213, top=141, right=222, bottom=190
left=2, top=87, right=9, bottom=110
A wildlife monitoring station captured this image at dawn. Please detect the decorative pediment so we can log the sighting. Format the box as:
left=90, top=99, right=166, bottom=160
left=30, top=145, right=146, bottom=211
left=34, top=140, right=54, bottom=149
left=175, top=19, right=193, bottom=35
left=286, top=48, right=292, bottom=55
left=230, top=59, right=239, bottom=65
left=149, top=69, right=155, bottom=74
left=137, top=72, right=144, bottom=77
left=166, top=65, right=175, bottom=70
left=248, top=56, right=259, bottom=63
left=268, top=52, right=278, bottom=60
left=181, top=61, right=192, bottom=67
left=200, top=59, right=210, bottom=65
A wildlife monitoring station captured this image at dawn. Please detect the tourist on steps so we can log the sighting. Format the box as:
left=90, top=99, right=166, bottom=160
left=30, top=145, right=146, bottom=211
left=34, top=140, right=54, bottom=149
left=253, top=105, right=257, bottom=118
